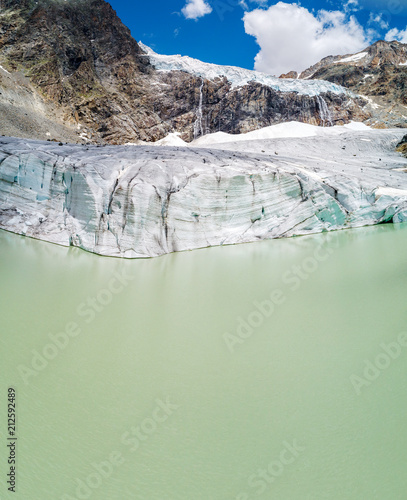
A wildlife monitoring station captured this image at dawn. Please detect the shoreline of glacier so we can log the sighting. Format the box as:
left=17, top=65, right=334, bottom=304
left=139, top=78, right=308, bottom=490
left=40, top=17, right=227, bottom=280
left=1, top=128, right=407, bottom=259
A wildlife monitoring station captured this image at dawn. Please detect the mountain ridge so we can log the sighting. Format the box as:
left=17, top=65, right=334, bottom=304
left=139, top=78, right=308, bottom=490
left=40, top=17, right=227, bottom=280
left=0, top=1, right=403, bottom=143
left=296, top=40, right=407, bottom=128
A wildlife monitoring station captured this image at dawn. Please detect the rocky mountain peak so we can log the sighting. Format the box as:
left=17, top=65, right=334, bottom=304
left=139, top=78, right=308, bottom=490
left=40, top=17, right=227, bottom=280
left=300, top=40, right=407, bottom=79
left=0, top=0, right=379, bottom=144
left=297, top=40, right=407, bottom=128
left=0, top=0, right=163, bottom=143
left=0, top=0, right=148, bottom=75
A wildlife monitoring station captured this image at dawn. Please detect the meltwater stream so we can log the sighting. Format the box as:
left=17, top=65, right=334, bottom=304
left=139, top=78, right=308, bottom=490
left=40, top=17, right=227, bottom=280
left=1, top=225, right=407, bottom=499
left=193, top=80, right=205, bottom=140
left=316, top=96, right=333, bottom=127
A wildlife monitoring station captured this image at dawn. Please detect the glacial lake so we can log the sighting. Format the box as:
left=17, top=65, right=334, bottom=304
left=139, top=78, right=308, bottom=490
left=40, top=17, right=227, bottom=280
left=1, top=224, right=407, bottom=500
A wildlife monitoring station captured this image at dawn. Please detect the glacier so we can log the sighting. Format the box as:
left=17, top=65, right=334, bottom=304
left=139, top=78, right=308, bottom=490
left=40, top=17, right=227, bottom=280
left=139, top=43, right=353, bottom=97
left=1, top=127, right=407, bottom=258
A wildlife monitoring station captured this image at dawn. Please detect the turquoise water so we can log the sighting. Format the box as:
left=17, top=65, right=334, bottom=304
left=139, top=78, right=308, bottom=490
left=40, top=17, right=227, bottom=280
left=1, top=225, right=407, bottom=499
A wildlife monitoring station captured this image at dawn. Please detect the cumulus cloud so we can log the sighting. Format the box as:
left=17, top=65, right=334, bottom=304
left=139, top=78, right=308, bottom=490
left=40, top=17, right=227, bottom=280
left=385, top=27, right=407, bottom=44
left=243, top=2, right=371, bottom=76
left=182, top=0, right=212, bottom=20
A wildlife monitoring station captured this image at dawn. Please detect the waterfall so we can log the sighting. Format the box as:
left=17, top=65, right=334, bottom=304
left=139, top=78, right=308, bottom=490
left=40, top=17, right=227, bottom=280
left=316, top=96, right=333, bottom=127
left=193, top=80, right=204, bottom=140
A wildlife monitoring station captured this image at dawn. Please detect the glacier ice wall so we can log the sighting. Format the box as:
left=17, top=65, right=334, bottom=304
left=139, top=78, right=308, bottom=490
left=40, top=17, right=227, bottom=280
left=0, top=130, right=407, bottom=258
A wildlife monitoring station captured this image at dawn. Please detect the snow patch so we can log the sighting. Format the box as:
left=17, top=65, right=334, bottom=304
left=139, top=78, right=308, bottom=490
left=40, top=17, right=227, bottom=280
left=126, top=121, right=372, bottom=149
left=190, top=121, right=371, bottom=146
left=335, top=52, right=368, bottom=64
left=191, top=122, right=321, bottom=146
left=360, top=95, right=380, bottom=110
left=128, top=132, right=187, bottom=147
left=155, top=133, right=187, bottom=146
left=342, top=121, right=371, bottom=131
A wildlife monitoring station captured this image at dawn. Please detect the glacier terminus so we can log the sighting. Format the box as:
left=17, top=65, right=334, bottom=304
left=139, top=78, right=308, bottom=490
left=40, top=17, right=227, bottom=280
left=1, top=125, right=407, bottom=258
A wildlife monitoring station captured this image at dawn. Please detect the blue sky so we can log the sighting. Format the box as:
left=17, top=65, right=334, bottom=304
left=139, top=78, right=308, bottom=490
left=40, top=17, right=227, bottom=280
left=109, top=0, right=407, bottom=75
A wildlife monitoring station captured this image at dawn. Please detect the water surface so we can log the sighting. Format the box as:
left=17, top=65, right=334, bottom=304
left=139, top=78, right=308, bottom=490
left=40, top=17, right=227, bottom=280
left=1, top=225, right=407, bottom=499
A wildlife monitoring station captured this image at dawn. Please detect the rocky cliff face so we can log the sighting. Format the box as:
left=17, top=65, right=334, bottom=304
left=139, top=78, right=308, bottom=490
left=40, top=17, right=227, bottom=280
left=0, top=0, right=370, bottom=144
left=299, top=40, right=407, bottom=128
left=142, top=45, right=370, bottom=141
left=1, top=129, right=407, bottom=258
left=152, top=72, right=369, bottom=142
left=0, top=0, right=167, bottom=143
left=396, top=134, right=407, bottom=157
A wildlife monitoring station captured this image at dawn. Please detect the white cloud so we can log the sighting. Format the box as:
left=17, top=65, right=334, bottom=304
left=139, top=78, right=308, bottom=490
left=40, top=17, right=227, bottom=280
left=385, top=27, right=407, bottom=44
left=243, top=2, right=371, bottom=76
left=344, top=0, right=360, bottom=13
left=368, top=13, right=389, bottom=30
left=181, top=0, right=212, bottom=20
